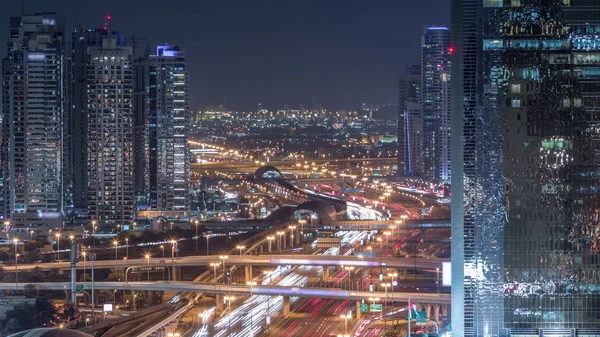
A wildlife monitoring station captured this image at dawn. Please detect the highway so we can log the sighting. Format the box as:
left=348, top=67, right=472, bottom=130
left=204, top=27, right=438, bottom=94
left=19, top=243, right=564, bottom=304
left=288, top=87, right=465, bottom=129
left=205, top=232, right=374, bottom=336
left=0, top=281, right=450, bottom=304
left=10, top=254, right=448, bottom=272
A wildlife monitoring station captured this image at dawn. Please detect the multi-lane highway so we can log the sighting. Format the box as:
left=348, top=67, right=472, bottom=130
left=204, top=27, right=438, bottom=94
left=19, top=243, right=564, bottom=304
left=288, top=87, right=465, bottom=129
left=10, top=254, right=447, bottom=272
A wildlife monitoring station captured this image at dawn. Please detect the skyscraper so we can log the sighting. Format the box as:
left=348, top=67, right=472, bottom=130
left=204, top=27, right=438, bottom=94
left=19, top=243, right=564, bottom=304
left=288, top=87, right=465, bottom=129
left=452, top=1, right=600, bottom=336
left=148, top=44, right=190, bottom=211
left=2, top=14, right=66, bottom=230
left=422, top=26, right=451, bottom=183
left=398, top=65, right=422, bottom=176
left=70, top=25, right=125, bottom=217
left=87, top=38, right=134, bottom=231
left=404, top=102, right=424, bottom=176
left=133, top=56, right=150, bottom=207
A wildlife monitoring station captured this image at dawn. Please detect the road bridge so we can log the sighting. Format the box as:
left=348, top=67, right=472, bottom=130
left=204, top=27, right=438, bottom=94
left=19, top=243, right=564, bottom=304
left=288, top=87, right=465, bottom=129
left=11, top=254, right=448, bottom=272
left=0, top=281, right=451, bottom=305
left=199, top=218, right=451, bottom=231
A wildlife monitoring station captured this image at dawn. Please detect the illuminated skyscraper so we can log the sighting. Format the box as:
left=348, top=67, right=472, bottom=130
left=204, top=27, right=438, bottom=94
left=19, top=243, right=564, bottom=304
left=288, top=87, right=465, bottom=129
left=398, top=65, right=422, bottom=176
left=70, top=24, right=125, bottom=216
left=2, top=14, right=66, bottom=229
left=86, top=38, right=134, bottom=230
left=404, top=102, right=424, bottom=176
left=452, top=1, right=600, bottom=336
left=148, top=44, right=190, bottom=211
left=422, top=26, right=451, bottom=183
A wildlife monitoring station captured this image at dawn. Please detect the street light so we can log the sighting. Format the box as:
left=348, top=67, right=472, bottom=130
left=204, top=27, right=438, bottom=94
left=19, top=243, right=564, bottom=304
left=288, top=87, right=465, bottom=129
left=113, top=240, right=118, bottom=261
left=388, top=272, right=398, bottom=295
left=236, top=245, right=246, bottom=256
left=3, top=221, right=10, bottom=240
left=210, top=262, right=220, bottom=282
left=344, top=266, right=355, bottom=291
left=298, top=219, right=306, bottom=243
left=277, top=231, right=284, bottom=253
left=266, top=236, right=275, bottom=254
left=55, top=233, right=61, bottom=262
left=340, top=314, right=351, bottom=335
left=436, top=267, right=440, bottom=294
left=288, top=225, right=296, bottom=252
left=247, top=281, right=257, bottom=331
left=13, top=237, right=18, bottom=290
left=194, top=220, right=199, bottom=252
left=145, top=254, right=151, bottom=281
left=381, top=283, right=391, bottom=328
left=82, top=251, right=87, bottom=282
left=170, top=240, right=177, bottom=281
left=125, top=238, right=129, bottom=259
left=383, top=231, right=391, bottom=245
left=91, top=221, right=98, bottom=251
left=224, top=296, right=235, bottom=335
left=219, top=256, right=228, bottom=283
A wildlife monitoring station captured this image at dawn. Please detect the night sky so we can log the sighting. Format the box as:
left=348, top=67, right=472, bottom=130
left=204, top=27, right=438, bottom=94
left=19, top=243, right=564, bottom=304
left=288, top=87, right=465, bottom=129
left=1, top=0, right=449, bottom=111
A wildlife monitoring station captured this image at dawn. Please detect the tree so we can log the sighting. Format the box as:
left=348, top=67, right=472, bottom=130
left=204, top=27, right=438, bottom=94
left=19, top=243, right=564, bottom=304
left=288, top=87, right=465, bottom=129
left=24, top=250, right=40, bottom=263
left=3, top=317, right=26, bottom=335
left=97, top=289, right=114, bottom=303
left=107, top=268, right=124, bottom=281
left=0, top=249, right=9, bottom=262
left=23, top=284, right=38, bottom=298
left=80, top=273, right=91, bottom=282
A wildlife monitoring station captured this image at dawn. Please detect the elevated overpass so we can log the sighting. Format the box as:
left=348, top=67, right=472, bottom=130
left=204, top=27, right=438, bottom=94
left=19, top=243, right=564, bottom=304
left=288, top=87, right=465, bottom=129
left=200, top=218, right=451, bottom=231
left=0, top=281, right=451, bottom=305
left=11, top=254, right=448, bottom=272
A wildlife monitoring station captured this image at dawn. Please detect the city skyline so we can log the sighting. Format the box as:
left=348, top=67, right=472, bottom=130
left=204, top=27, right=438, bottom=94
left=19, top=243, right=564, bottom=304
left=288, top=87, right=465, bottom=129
left=0, top=0, right=450, bottom=111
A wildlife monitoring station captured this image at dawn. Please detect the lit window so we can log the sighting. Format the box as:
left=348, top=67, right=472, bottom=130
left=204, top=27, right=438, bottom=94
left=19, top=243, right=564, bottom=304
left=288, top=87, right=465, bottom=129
left=511, top=84, right=521, bottom=94
left=511, top=99, right=521, bottom=108
left=562, top=98, right=571, bottom=107
left=511, top=0, right=521, bottom=6
left=484, top=0, right=503, bottom=7
left=574, top=98, right=582, bottom=107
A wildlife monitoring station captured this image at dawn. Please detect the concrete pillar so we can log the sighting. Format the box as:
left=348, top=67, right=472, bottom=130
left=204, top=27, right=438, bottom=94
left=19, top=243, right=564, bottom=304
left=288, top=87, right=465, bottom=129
left=356, top=301, right=362, bottom=319
left=425, top=304, right=432, bottom=321
left=322, top=266, right=330, bottom=281
left=216, top=294, right=224, bottom=314
left=244, top=265, right=253, bottom=283
left=260, top=244, right=264, bottom=254
left=295, top=231, right=300, bottom=245
left=434, top=304, right=441, bottom=322
left=289, top=232, right=294, bottom=249
left=282, top=296, right=290, bottom=315
left=172, top=266, right=180, bottom=281
left=442, top=304, right=449, bottom=318
left=282, top=235, right=287, bottom=249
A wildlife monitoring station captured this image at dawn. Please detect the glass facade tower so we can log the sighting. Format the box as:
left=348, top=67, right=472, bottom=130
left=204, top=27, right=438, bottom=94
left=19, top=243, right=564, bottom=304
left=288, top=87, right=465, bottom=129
left=422, top=26, right=452, bottom=183
left=2, top=14, right=66, bottom=228
left=398, top=65, right=422, bottom=176
left=452, top=1, right=600, bottom=336
left=148, top=44, right=190, bottom=211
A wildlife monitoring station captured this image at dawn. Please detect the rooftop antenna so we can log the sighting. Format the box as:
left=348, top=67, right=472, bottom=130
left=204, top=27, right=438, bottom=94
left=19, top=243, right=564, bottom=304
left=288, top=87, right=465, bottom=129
left=21, top=0, right=25, bottom=16
left=106, top=14, right=113, bottom=34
